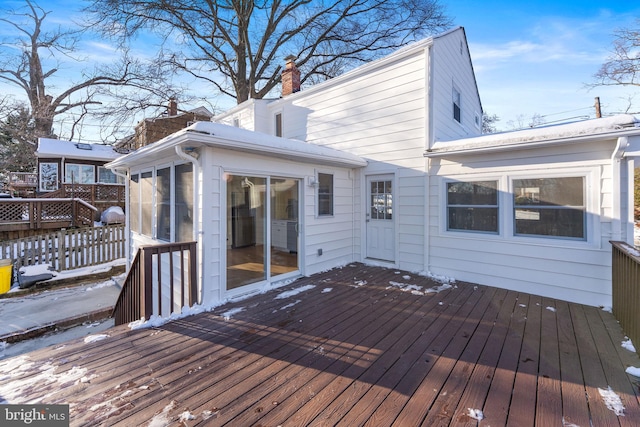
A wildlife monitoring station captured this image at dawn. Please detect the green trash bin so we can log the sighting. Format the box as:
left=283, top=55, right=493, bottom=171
left=0, top=259, right=12, bottom=294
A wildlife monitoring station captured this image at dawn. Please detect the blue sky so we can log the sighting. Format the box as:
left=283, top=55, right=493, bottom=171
left=445, top=1, right=640, bottom=129
left=1, top=0, right=640, bottom=138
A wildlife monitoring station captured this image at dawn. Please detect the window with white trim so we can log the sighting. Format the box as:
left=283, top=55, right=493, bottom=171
left=453, top=86, right=462, bottom=123
left=65, top=164, right=95, bottom=184
left=318, top=173, right=333, bottom=216
left=513, top=177, right=585, bottom=239
left=447, top=180, right=498, bottom=233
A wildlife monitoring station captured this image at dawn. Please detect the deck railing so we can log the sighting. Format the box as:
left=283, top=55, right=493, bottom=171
left=0, top=224, right=125, bottom=271
left=0, top=198, right=96, bottom=232
left=41, top=183, right=125, bottom=218
left=112, top=241, right=198, bottom=326
left=610, top=240, right=640, bottom=350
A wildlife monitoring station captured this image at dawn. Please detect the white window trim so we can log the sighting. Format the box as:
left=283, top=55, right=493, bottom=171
left=316, top=170, right=334, bottom=218
left=440, top=168, right=600, bottom=248
left=39, top=162, right=59, bottom=192
left=65, top=163, right=95, bottom=184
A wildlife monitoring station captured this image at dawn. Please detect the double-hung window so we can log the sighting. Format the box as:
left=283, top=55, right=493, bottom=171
left=446, top=181, right=498, bottom=233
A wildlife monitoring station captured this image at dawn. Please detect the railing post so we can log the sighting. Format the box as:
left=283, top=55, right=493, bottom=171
left=142, top=246, right=153, bottom=320
left=189, top=241, right=198, bottom=306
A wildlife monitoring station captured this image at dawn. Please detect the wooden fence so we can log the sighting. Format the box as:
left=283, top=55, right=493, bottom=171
left=0, top=198, right=96, bottom=237
left=113, top=241, right=197, bottom=326
left=610, top=240, right=640, bottom=351
left=0, top=224, right=125, bottom=272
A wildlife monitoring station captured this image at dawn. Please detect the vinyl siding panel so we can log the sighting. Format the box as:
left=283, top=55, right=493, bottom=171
left=427, top=138, right=620, bottom=306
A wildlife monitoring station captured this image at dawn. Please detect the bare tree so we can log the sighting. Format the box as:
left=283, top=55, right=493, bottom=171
left=0, top=0, right=181, bottom=142
left=86, top=0, right=452, bottom=104
left=482, top=112, right=500, bottom=134
left=594, top=24, right=640, bottom=88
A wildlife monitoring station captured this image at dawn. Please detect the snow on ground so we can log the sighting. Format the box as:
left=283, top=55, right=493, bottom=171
left=622, top=337, right=636, bottom=353
left=321, top=288, right=333, bottom=293
left=467, top=408, right=484, bottom=420
left=598, top=386, right=625, bottom=416
left=275, top=284, right=316, bottom=299
left=222, top=307, right=244, bottom=320
left=626, top=366, right=640, bottom=377
left=8, top=258, right=126, bottom=294
left=1, top=318, right=114, bottom=360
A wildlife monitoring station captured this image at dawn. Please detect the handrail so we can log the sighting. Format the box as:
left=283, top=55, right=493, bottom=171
left=112, top=241, right=198, bottom=326
left=610, top=240, right=640, bottom=354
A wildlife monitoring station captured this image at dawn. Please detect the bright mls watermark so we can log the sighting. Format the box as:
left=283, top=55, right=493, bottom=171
left=1, top=405, right=69, bottom=426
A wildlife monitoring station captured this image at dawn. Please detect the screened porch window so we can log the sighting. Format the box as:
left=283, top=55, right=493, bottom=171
left=175, top=163, right=193, bottom=242
left=447, top=181, right=498, bottom=233
left=156, top=167, right=171, bottom=241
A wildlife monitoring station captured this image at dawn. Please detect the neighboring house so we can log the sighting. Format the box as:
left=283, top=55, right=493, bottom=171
left=107, top=26, right=639, bottom=312
left=114, top=98, right=213, bottom=152
left=36, top=138, right=124, bottom=192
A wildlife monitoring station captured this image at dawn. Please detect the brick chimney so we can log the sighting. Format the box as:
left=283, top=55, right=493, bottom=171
left=168, top=97, right=178, bottom=116
left=281, top=55, right=301, bottom=96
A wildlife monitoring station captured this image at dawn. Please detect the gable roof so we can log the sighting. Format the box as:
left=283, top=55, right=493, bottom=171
left=36, top=138, right=121, bottom=162
left=108, top=121, right=368, bottom=169
left=426, top=114, right=640, bottom=157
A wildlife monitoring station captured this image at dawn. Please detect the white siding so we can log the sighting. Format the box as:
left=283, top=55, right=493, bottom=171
left=427, top=138, right=621, bottom=307
left=431, top=29, right=483, bottom=144
left=213, top=28, right=483, bottom=274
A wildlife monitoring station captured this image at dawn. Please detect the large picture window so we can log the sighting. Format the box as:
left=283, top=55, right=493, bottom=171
left=513, top=177, right=585, bottom=239
left=65, top=164, right=95, bottom=184
left=39, top=162, right=58, bottom=192
left=98, top=166, right=123, bottom=184
left=447, top=181, right=498, bottom=233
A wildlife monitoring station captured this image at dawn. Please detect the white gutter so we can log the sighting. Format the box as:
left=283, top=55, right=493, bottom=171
left=424, top=128, right=640, bottom=158
left=175, top=145, right=203, bottom=304
left=611, top=136, right=629, bottom=242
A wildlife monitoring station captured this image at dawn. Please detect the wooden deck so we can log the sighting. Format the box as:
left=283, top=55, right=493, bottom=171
left=2, top=264, right=640, bottom=426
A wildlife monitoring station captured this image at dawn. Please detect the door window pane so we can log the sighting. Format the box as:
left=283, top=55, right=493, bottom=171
left=370, top=180, right=393, bottom=220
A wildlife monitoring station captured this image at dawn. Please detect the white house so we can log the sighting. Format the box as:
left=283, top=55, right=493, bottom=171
left=107, top=26, right=640, bottom=311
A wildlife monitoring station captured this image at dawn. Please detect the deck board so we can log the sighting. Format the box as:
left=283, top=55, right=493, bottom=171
left=1, top=263, right=639, bottom=426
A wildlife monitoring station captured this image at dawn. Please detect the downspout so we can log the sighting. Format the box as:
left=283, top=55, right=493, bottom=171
left=611, top=136, right=629, bottom=242
left=111, top=168, right=130, bottom=267
left=175, top=145, right=203, bottom=305
left=424, top=44, right=433, bottom=274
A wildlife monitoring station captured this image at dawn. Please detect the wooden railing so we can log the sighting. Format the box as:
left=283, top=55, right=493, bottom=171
left=0, top=224, right=125, bottom=271
left=7, top=172, right=38, bottom=197
left=611, top=241, right=640, bottom=351
left=41, top=183, right=126, bottom=219
left=113, top=241, right=198, bottom=326
left=0, top=198, right=96, bottom=232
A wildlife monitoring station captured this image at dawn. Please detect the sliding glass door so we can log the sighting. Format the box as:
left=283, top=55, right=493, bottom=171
left=226, top=175, right=299, bottom=291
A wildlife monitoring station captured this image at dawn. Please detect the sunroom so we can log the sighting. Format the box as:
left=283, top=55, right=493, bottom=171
left=107, top=122, right=367, bottom=307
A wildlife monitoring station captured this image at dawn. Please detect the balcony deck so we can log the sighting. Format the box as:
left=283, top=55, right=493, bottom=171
left=2, top=264, right=639, bottom=426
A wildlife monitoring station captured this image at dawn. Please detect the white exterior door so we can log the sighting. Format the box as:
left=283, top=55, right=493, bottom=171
left=366, top=175, right=395, bottom=261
